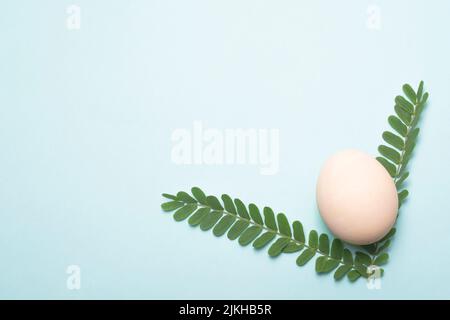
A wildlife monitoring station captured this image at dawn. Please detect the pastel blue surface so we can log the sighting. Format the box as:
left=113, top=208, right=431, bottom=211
left=1, top=1, right=449, bottom=299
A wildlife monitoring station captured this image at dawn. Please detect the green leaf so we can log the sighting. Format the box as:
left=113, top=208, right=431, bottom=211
left=292, top=221, right=305, bottom=243
left=412, top=101, right=426, bottom=127
left=248, top=204, right=264, bottom=225
left=206, top=195, right=223, bottom=210
left=395, top=104, right=412, bottom=124
left=411, top=93, right=427, bottom=128
left=212, top=214, right=236, bottom=236
left=221, top=194, right=237, bottom=214
left=283, top=242, right=304, bottom=253
left=406, top=129, right=420, bottom=148
left=296, top=248, right=316, bottom=266
left=398, top=163, right=409, bottom=179
left=316, top=257, right=340, bottom=273
left=380, top=228, right=396, bottom=242
left=315, top=256, right=327, bottom=272
left=253, top=232, right=276, bottom=249
left=355, top=251, right=372, bottom=266
left=376, top=240, right=391, bottom=254
left=161, top=201, right=184, bottom=212
left=354, top=265, right=369, bottom=278
left=238, top=226, right=263, bottom=246
left=421, top=92, right=429, bottom=105
left=361, top=243, right=377, bottom=255
left=406, top=128, right=420, bottom=148
left=234, top=198, right=250, bottom=219
left=404, top=143, right=415, bottom=162
left=395, top=172, right=409, bottom=188
left=378, top=145, right=401, bottom=164
left=263, top=207, right=278, bottom=231
left=343, top=249, right=353, bottom=265
left=318, top=234, right=329, bottom=255
left=191, top=187, right=207, bottom=205
left=174, top=204, right=198, bottom=221
left=374, top=253, right=389, bottom=266
left=382, top=131, right=404, bottom=150
left=347, top=270, right=361, bottom=282
left=199, top=210, right=222, bottom=230
left=401, top=147, right=414, bottom=171
left=330, top=239, right=344, bottom=260
left=277, top=213, right=291, bottom=237
left=188, top=207, right=211, bottom=226
left=334, top=265, right=352, bottom=280
left=162, top=193, right=177, bottom=200
left=395, top=95, right=414, bottom=113
left=398, top=189, right=409, bottom=204
left=376, top=157, right=396, bottom=177
left=268, top=237, right=290, bottom=257
left=402, top=84, right=417, bottom=104
left=416, top=81, right=424, bottom=102
left=309, top=230, right=318, bottom=249
left=388, top=115, right=407, bottom=137
left=177, top=191, right=197, bottom=203
left=227, top=220, right=250, bottom=240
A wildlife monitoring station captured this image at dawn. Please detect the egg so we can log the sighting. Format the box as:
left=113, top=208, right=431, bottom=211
left=316, top=149, right=398, bottom=245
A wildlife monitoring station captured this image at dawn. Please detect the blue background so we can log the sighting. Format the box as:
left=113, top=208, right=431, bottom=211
left=1, top=0, right=449, bottom=299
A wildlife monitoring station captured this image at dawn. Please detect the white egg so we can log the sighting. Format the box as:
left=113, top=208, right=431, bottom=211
left=316, top=149, right=398, bottom=245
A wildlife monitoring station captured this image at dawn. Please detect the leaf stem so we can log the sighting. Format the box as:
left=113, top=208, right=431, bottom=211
left=394, top=101, right=419, bottom=182
left=366, top=92, right=424, bottom=261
